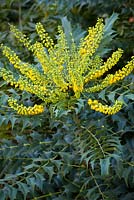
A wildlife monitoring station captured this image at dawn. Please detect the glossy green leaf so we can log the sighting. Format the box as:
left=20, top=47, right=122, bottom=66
left=100, top=157, right=110, bottom=176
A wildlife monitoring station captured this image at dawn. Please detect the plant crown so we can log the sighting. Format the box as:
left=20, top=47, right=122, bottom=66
left=0, top=19, right=134, bottom=115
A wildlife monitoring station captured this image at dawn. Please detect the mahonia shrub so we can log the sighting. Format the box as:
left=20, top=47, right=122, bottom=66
left=0, top=17, right=134, bottom=116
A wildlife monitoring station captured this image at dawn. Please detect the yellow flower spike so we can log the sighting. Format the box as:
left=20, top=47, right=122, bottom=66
left=10, top=25, right=50, bottom=75
left=85, top=48, right=123, bottom=83
left=78, top=20, right=104, bottom=76
left=79, top=18, right=104, bottom=58
left=0, top=68, right=46, bottom=101
left=10, top=25, right=32, bottom=50
left=8, top=98, right=44, bottom=115
left=46, top=27, right=69, bottom=90
left=32, top=41, right=51, bottom=74
left=68, top=67, right=84, bottom=97
left=105, top=57, right=134, bottom=85
left=0, top=68, right=18, bottom=86
left=1, top=46, right=47, bottom=87
left=48, top=55, right=68, bottom=90
left=86, top=56, right=134, bottom=93
left=36, top=22, right=54, bottom=49
left=2, top=46, right=20, bottom=65
left=88, top=99, right=123, bottom=115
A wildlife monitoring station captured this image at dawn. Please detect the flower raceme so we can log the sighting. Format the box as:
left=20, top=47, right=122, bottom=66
left=0, top=19, right=134, bottom=115
left=88, top=99, right=123, bottom=115
left=8, top=98, right=44, bottom=115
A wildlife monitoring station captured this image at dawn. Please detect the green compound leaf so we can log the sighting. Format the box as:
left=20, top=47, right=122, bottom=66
left=107, top=91, right=116, bottom=102
left=43, top=166, right=55, bottom=182
left=125, top=94, right=134, bottom=100
left=34, top=173, right=46, bottom=191
left=97, top=13, right=119, bottom=56
left=17, top=182, right=30, bottom=200
left=104, top=13, right=118, bottom=34
left=26, top=177, right=36, bottom=194
left=6, top=185, right=17, bottom=200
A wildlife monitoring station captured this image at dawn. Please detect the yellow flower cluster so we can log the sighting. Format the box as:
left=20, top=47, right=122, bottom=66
left=87, top=56, right=134, bottom=93
left=10, top=25, right=31, bottom=49
left=89, top=56, right=103, bottom=71
left=48, top=26, right=69, bottom=90
left=69, top=71, right=84, bottom=98
left=32, top=42, right=51, bottom=74
left=36, top=22, right=54, bottom=50
left=0, top=68, right=46, bottom=101
left=2, top=46, right=46, bottom=87
left=88, top=99, right=123, bottom=115
left=107, top=57, right=134, bottom=84
left=1, top=19, right=134, bottom=116
left=10, top=25, right=50, bottom=74
left=8, top=98, right=44, bottom=115
left=85, top=48, right=123, bottom=83
left=78, top=19, right=104, bottom=79
left=79, top=18, right=104, bottom=57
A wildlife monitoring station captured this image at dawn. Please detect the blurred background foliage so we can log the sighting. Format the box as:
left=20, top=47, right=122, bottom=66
left=0, top=0, right=134, bottom=57
left=0, top=0, right=134, bottom=199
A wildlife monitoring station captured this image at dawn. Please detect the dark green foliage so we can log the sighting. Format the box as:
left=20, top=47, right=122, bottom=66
left=0, top=101, right=134, bottom=200
left=0, top=0, right=133, bottom=57
left=1, top=74, right=134, bottom=200
left=0, top=1, right=134, bottom=200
